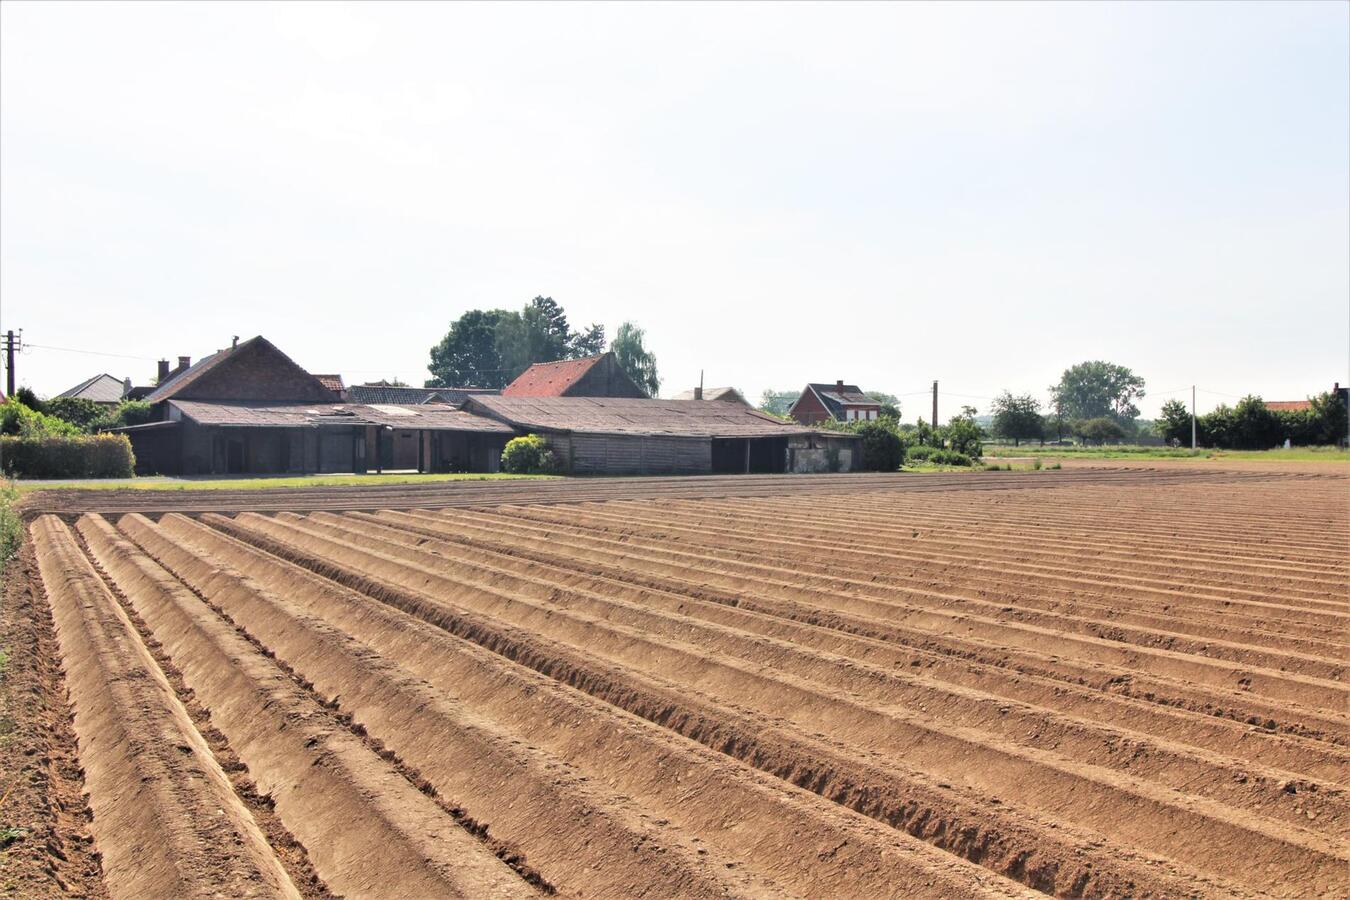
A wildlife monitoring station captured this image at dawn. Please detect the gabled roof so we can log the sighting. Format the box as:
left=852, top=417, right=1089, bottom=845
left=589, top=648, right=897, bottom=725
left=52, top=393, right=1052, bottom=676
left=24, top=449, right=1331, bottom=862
left=56, top=373, right=127, bottom=403
left=144, top=336, right=333, bottom=404
left=502, top=355, right=607, bottom=397
left=789, top=382, right=879, bottom=421
left=314, top=374, right=346, bottom=394
left=467, top=395, right=810, bottom=438
left=670, top=387, right=748, bottom=404
left=347, top=384, right=497, bottom=405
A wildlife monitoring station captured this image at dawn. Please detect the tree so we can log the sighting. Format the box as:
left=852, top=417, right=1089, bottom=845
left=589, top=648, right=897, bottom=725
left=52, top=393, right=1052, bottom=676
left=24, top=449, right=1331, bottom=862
left=990, top=392, right=1043, bottom=446
left=569, top=323, right=606, bottom=358
left=943, top=408, right=984, bottom=457
left=1229, top=396, right=1280, bottom=450
left=1305, top=390, right=1349, bottom=445
left=1074, top=417, right=1126, bottom=445
left=610, top=321, right=660, bottom=397
left=1157, top=399, right=1191, bottom=446
left=427, top=309, right=510, bottom=388
left=1050, top=361, right=1146, bottom=423
left=758, top=390, right=798, bottom=417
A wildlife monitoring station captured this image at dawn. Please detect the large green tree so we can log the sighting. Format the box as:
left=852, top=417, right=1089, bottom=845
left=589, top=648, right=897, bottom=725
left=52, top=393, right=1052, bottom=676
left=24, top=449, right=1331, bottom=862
left=1157, top=398, right=1192, bottom=446
left=758, top=390, right=798, bottom=417
left=1050, top=361, right=1145, bottom=423
left=430, top=296, right=612, bottom=387
left=426, top=308, right=510, bottom=388
left=990, top=392, right=1044, bottom=446
left=610, top=321, right=660, bottom=397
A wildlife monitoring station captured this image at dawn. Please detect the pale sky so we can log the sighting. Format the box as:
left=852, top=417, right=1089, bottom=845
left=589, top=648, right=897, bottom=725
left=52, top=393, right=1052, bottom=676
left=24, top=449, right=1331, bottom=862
left=2, top=1, right=1346, bottom=417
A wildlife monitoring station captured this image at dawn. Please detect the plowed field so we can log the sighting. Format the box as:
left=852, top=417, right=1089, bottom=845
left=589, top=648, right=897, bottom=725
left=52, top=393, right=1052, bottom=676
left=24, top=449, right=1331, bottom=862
left=6, top=469, right=1347, bottom=898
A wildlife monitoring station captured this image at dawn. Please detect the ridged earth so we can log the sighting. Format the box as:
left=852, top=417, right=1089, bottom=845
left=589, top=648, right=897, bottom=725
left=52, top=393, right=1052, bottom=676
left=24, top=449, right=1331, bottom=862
left=10, top=468, right=1347, bottom=898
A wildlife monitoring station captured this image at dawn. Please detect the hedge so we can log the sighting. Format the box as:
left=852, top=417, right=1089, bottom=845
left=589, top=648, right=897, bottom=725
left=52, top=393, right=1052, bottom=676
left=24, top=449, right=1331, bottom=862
left=0, top=434, right=136, bottom=478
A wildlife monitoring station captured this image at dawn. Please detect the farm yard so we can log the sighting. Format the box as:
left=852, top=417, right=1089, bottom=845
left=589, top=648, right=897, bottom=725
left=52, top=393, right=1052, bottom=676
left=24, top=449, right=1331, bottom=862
left=2, top=466, right=1346, bottom=898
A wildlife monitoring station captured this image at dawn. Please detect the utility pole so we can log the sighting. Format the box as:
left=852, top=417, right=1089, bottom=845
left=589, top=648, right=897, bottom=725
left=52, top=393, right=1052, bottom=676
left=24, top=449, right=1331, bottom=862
left=931, top=380, right=938, bottom=430
left=1191, top=385, right=1197, bottom=450
left=3, top=330, right=20, bottom=397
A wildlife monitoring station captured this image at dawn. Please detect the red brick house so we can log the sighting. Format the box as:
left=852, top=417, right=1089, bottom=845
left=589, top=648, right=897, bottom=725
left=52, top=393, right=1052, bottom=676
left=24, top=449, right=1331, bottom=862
left=788, top=381, right=882, bottom=425
left=502, top=352, right=648, bottom=398
left=115, top=335, right=512, bottom=475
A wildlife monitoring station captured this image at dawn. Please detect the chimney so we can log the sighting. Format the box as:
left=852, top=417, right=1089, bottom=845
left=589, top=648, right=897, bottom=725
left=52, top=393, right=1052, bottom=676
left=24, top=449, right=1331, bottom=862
left=694, top=386, right=703, bottom=400
left=836, top=379, right=845, bottom=391
left=157, top=359, right=170, bottom=381
left=232, top=335, right=239, bottom=349
left=178, top=356, right=191, bottom=371
left=122, top=377, right=132, bottom=396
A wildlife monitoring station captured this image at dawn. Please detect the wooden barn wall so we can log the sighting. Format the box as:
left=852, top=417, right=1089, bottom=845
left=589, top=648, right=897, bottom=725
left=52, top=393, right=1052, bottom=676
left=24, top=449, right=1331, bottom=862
left=564, top=433, right=711, bottom=475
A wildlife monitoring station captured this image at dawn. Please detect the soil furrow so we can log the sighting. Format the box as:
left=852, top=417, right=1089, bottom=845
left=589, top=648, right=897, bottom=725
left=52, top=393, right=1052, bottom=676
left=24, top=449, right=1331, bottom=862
left=73, top=513, right=534, bottom=900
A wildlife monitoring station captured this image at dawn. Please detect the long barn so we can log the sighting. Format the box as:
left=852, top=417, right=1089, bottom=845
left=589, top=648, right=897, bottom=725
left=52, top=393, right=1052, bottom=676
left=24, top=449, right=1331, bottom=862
left=466, top=395, right=861, bottom=475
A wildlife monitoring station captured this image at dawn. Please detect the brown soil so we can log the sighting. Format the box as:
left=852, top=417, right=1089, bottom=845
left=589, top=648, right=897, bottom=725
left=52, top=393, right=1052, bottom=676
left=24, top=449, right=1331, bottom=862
left=11, top=467, right=1349, bottom=898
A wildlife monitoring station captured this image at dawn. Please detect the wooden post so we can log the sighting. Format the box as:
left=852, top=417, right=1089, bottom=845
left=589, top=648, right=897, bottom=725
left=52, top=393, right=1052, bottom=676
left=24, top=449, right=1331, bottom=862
left=744, top=438, right=751, bottom=474
left=417, top=430, right=425, bottom=473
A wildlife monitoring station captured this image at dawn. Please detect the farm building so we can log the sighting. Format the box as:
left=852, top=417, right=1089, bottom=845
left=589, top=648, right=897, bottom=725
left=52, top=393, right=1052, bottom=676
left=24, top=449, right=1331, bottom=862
left=466, top=395, right=860, bottom=474
left=670, top=386, right=750, bottom=405
left=55, top=373, right=131, bottom=406
left=789, top=381, right=882, bottom=425
left=115, top=336, right=512, bottom=475
left=502, top=352, right=648, bottom=398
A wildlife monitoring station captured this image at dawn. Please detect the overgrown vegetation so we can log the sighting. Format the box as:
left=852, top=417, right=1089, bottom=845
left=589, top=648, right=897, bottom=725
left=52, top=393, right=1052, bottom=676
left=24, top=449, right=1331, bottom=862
left=500, top=434, right=561, bottom=474
left=0, top=480, right=21, bottom=566
left=906, top=445, right=974, bottom=467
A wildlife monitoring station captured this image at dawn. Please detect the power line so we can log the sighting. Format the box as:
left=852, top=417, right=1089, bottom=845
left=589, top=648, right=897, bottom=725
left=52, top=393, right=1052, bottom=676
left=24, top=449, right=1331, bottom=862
left=23, top=342, right=159, bottom=362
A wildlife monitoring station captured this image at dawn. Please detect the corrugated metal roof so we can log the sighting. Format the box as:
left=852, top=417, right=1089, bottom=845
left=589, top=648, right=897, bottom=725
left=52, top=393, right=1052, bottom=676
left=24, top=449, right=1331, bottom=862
left=469, top=396, right=810, bottom=438
left=56, top=373, right=127, bottom=403
left=169, top=400, right=513, bottom=433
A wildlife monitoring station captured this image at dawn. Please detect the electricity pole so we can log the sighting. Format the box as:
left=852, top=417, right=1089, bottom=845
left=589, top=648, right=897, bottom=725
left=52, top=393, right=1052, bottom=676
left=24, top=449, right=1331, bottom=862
left=3, top=330, right=20, bottom=398
left=1191, top=385, right=1196, bottom=450
left=931, top=380, right=938, bottom=430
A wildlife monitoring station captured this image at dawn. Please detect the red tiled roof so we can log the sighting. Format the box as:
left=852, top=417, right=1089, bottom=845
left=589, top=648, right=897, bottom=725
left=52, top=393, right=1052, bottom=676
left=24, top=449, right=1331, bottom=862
left=1266, top=400, right=1312, bottom=412
left=314, top=374, right=345, bottom=393
left=501, top=356, right=604, bottom=397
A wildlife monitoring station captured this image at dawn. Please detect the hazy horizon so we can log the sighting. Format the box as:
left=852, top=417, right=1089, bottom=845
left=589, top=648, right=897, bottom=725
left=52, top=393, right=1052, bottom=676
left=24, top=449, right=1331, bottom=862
left=2, top=1, right=1346, bottom=419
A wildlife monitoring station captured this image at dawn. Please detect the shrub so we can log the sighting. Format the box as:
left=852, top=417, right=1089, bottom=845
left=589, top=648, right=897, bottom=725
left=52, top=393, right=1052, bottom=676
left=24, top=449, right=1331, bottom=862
left=906, top=445, right=934, bottom=463
left=907, top=445, right=972, bottom=467
left=930, top=448, right=973, bottom=466
left=90, top=400, right=154, bottom=432
left=853, top=420, right=905, bottom=471
left=1, top=400, right=81, bottom=438
left=1074, top=417, right=1126, bottom=445
left=0, top=434, right=135, bottom=478
left=500, top=434, right=559, bottom=474
left=44, top=397, right=108, bottom=431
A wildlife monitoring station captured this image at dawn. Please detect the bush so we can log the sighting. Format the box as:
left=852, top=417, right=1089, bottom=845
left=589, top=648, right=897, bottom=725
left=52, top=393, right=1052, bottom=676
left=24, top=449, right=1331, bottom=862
left=930, top=448, right=974, bottom=466
left=906, top=445, right=935, bottom=463
left=853, top=420, right=905, bottom=471
left=1, top=400, right=81, bottom=438
left=906, top=445, right=973, bottom=467
left=500, top=434, right=559, bottom=474
left=44, top=397, right=108, bottom=431
left=90, top=399, right=154, bottom=432
left=0, top=434, right=135, bottom=478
